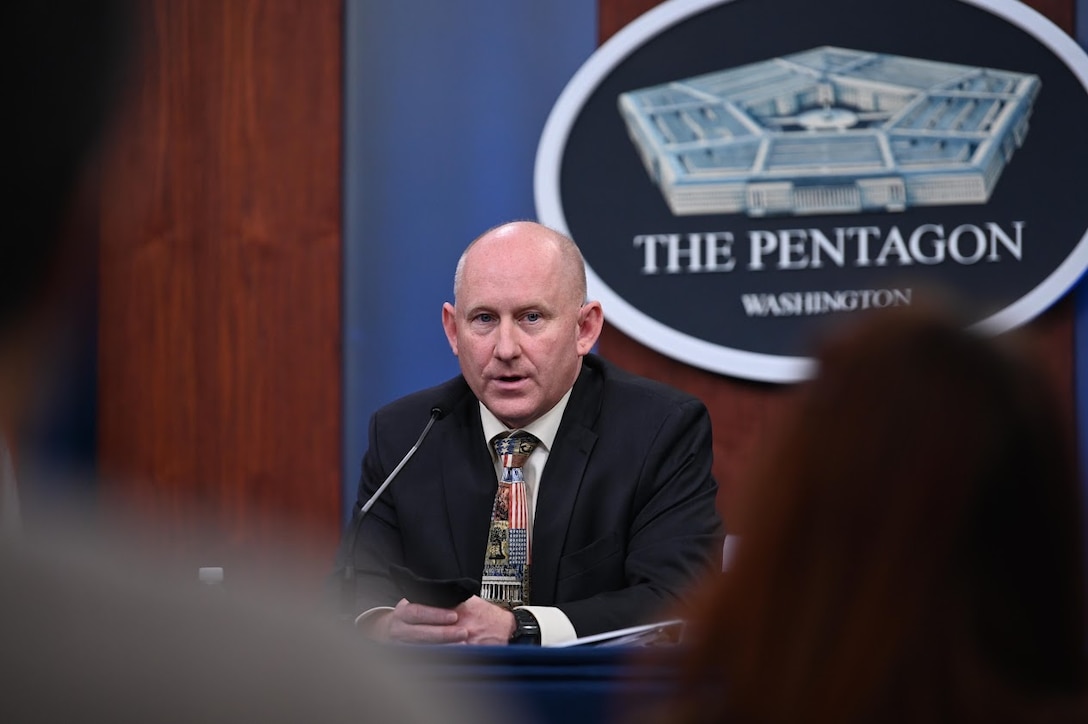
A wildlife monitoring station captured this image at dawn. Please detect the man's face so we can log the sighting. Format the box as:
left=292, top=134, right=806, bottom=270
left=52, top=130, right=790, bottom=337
left=442, top=225, right=602, bottom=429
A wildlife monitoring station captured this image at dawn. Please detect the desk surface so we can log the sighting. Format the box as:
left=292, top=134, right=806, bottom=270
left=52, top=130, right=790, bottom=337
left=388, top=644, right=685, bottom=724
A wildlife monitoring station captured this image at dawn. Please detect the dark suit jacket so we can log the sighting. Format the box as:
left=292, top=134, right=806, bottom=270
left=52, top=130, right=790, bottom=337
left=336, top=354, right=724, bottom=637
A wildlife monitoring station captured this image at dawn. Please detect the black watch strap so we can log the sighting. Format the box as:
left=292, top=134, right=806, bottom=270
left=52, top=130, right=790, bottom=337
left=509, top=608, right=542, bottom=646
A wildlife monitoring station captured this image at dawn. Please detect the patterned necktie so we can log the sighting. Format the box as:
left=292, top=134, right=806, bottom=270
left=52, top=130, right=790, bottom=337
left=481, top=431, right=537, bottom=608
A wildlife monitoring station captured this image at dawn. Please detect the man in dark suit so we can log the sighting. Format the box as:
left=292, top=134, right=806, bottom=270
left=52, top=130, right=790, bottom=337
left=337, top=221, right=724, bottom=645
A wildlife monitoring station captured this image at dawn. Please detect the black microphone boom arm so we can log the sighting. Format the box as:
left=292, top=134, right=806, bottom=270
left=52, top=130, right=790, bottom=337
left=341, top=405, right=444, bottom=593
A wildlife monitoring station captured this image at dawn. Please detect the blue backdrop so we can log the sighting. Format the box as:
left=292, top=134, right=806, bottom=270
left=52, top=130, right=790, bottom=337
left=342, top=2, right=597, bottom=514
left=344, top=1, right=1088, bottom=519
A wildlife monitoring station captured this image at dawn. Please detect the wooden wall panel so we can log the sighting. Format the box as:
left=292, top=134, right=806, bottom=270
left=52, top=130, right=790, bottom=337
left=597, top=0, right=1077, bottom=527
left=97, top=0, right=342, bottom=579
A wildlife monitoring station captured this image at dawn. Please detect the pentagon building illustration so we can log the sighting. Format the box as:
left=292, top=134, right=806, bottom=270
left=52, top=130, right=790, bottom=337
left=617, top=47, right=1040, bottom=217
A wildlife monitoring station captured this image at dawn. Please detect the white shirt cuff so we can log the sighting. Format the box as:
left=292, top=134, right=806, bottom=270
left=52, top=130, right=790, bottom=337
left=519, top=605, right=577, bottom=646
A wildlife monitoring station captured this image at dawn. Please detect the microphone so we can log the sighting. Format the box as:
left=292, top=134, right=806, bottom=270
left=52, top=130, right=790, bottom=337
left=340, top=400, right=452, bottom=616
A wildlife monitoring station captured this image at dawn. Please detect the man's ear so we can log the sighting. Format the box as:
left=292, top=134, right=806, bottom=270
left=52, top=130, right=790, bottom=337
left=441, top=302, right=459, bottom=356
left=575, top=301, right=603, bottom=355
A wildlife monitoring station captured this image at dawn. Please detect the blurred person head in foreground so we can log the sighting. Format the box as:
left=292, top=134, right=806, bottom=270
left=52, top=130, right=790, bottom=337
left=6, top=3, right=131, bottom=432
left=667, top=303, right=1085, bottom=724
left=3, top=3, right=135, bottom=532
left=1, top=4, right=479, bottom=723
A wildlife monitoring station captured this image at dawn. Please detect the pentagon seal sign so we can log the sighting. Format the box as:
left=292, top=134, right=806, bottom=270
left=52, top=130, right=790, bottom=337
left=535, top=0, right=1088, bottom=382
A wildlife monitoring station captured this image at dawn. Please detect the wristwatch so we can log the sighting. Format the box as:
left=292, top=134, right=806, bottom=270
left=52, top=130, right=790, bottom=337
left=509, top=608, right=542, bottom=646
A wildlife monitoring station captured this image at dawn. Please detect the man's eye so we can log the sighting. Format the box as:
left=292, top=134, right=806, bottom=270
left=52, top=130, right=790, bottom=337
left=523, top=312, right=542, bottom=323
left=474, top=313, right=494, bottom=324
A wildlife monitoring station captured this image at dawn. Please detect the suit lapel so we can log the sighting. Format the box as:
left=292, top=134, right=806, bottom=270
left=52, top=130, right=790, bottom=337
left=530, top=361, right=603, bottom=605
left=439, top=400, right=497, bottom=583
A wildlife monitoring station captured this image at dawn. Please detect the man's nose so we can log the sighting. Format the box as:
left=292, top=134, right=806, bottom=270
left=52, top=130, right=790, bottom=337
left=493, top=320, right=521, bottom=359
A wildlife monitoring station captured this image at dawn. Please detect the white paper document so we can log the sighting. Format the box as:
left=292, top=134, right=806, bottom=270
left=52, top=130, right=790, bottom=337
left=549, top=619, right=685, bottom=648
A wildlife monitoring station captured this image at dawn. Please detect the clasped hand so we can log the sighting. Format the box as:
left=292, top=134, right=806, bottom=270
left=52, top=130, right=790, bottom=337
left=373, top=595, right=515, bottom=645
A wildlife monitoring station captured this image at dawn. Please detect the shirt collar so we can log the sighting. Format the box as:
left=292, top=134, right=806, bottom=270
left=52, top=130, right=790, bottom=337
left=479, top=387, right=573, bottom=454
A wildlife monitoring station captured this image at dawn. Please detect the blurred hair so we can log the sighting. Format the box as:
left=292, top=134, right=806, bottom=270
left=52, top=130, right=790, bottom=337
left=7, top=2, right=133, bottom=336
left=670, top=304, right=1085, bottom=723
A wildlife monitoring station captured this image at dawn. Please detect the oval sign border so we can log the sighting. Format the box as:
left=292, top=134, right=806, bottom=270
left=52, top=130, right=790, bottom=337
left=535, top=0, right=1088, bottom=383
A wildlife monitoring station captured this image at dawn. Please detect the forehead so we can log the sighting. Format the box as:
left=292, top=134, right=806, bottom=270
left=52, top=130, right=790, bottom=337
left=458, top=234, right=573, bottom=307
left=469, top=228, right=560, bottom=266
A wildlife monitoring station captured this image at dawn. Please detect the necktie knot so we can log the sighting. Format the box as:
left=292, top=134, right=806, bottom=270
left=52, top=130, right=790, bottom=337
left=493, top=432, right=538, bottom=473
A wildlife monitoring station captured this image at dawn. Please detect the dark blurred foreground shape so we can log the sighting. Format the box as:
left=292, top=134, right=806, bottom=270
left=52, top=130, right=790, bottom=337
left=5, top=2, right=132, bottom=471
left=2, top=4, right=480, bottom=723
left=657, top=304, right=1086, bottom=724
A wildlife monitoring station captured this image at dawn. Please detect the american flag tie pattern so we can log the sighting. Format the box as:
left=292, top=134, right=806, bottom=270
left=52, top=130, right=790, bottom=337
left=480, top=431, right=537, bottom=608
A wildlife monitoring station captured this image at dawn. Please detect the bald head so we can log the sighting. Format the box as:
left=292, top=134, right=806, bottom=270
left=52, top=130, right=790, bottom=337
left=453, top=222, right=587, bottom=307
